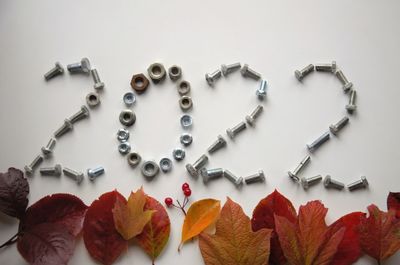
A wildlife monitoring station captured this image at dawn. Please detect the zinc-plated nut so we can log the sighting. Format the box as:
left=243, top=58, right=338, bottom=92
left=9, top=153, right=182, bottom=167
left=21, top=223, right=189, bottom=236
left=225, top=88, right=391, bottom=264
left=221, top=62, right=241, bottom=76
left=117, top=128, right=130, bottom=142
left=244, top=170, right=265, bottom=184
left=168, top=65, right=182, bottom=81
left=295, top=64, right=314, bottom=81
left=123, top=92, right=136, bottom=106
left=172, top=148, right=185, bottom=161
left=179, top=96, right=193, bottom=111
left=307, top=131, right=330, bottom=153
left=205, top=69, right=222, bottom=86
left=207, top=135, right=227, bottom=154
left=256, top=80, right=268, bottom=100
left=40, top=164, right=62, bottom=177
left=44, top=62, right=64, bottom=81
left=91, top=69, right=105, bottom=90
left=119, top=110, right=136, bottom=127
left=24, top=154, right=44, bottom=176
left=201, top=168, right=224, bottom=184
left=87, top=166, right=105, bottom=181
left=41, top=138, right=56, bottom=156
left=347, top=176, right=369, bottom=191
left=323, top=175, right=345, bottom=190
left=288, top=155, right=311, bottom=182
left=86, top=92, right=101, bottom=108
left=63, top=167, right=84, bottom=184
left=67, top=58, right=91, bottom=74
left=148, top=63, right=166, bottom=83
left=127, top=152, right=141, bottom=167
left=177, top=80, right=191, bottom=95
left=131, top=73, right=150, bottom=93
left=240, top=64, right=261, bottom=80
left=346, top=90, right=357, bottom=114
left=54, top=119, right=73, bottom=138
left=141, top=160, right=160, bottom=179
left=159, top=158, right=173, bottom=173
left=329, top=116, right=350, bottom=135
left=223, top=169, right=243, bottom=187
left=118, top=142, right=131, bottom=155
left=226, top=121, right=247, bottom=139
left=246, top=105, right=264, bottom=126
left=180, top=114, right=193, bottom=129
left=300, top=175, right=323, bottom=190
left=180, top=133, right=193, bottom=146
left=335, top=70, right=353, bottom=92
left=69, top=105, right=90, bottom=124
left=186, top=154, right=209, bottom=178
left=315, top=61, right=337, bottom=73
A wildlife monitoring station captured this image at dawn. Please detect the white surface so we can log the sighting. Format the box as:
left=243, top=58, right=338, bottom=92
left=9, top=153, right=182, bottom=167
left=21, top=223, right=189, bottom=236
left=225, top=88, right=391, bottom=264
left=1, top=0, right=400, bottom=264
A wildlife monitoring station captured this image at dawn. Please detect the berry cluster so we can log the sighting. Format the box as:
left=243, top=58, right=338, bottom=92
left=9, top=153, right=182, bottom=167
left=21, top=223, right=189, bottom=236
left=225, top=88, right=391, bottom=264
left=164, top=182, right=192, bottom=215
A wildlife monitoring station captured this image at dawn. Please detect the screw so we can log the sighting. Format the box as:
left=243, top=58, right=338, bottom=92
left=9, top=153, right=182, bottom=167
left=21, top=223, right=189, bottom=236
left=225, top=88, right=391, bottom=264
left=295, top=64, right=314, bottom=81
left=201, top=168, right=224, bottom=184
left=307, top=131, right=330, bottom=153
left=91, top=69, right=105, bottom=90
left=205, top=69, right=222, bottom=86
left=315, top=61, right=337, bottom=73
left=300, top=175, right=323, bottom=189
left=186, top=154, right=209, bottom=178
left=207, top=135, right=227, bottom=154
left=256, top=80, right=268, bottom=100
left=329, top=116, right=349, bottom=135
left=347, top=176, right=368, bottom=191
left=41, top=138, right=57, bottom=156
left=223, top=169, right=243, bottom=187
left=335, top=70, right=353, bottom=92
left=69, top=105, right=90, bottom=124
left=87, top=166, right=105, bottom=181
left=24, top=154, right=44, bottom=176
left=226, top=121, right=247, bottom=139
left=246, top=105, right=264, bottom=126
left=323, top=175, right=345, bottom=190
left=244, top=170, right=265, bottom=184
left=221, top=62, right=241, bottom=76
left=40, top=164, right=62, bottom=177
left=288, top=155, right=311, bottom=182
left=63, top=167, right=84, bottom=184
left=67, top=58, right=91, bottom=74
left=54, top=119, right=73, bottom=138
left=346, top=90, right=357, bottom=114
left=240, top=64, right=261, bottom=80
left=44, top=62, right=64, bottom=81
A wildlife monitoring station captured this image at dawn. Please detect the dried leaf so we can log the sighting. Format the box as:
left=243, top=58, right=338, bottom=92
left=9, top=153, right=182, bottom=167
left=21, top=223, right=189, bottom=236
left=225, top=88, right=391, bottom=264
left=113, top=187, right=155, bottom=240
left=359, top=204, right=400, bottom=263
left=387, top=192, right=400, bottom=219
left=199, top=198, right=272, bottom=265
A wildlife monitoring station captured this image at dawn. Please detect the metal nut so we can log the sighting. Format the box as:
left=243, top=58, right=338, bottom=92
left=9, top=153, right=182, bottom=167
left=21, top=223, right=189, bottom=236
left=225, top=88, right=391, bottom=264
left=119, top=110, right=136, bottom=127
left=180, top=133, right=193, bottom=146
left=168, top=65, right=182, bottom=81
left=123, top=92, right=136, bottom=106
left=148, top=63, right=166, bottom=83
left=131, top=73, right=150, bottom=93
left=159, top=157, right=173, bottom=173
left=172, top=148, right=185, bottom=161
left=180, top=114, right=193, bottom=129
left=117, top=128, right=130, bottom=142
left=86, top=92, right=100, bottom=108
left=127, top=152, right=141, bottom=167
left=118, top=142, right=131, bottom=155
left=179, top=96, right=193, bottom=111
left=177, top=80, right=191, bottom=95
left=141, top=160, right=160, bottom=179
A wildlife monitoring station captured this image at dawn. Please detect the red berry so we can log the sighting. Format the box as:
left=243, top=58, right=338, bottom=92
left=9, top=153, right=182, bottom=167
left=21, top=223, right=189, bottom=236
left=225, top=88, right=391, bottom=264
left=182, top=182, right=190, bottom=191
left=164, top=197, right=173, bottom=207
left=183, top=188, right=192, bottom=197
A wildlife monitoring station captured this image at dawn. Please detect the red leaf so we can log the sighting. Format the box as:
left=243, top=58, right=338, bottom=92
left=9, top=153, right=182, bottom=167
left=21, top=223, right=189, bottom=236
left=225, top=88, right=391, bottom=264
left=0, top=167, right=29, bottom=218
left=387, top=192, right=400, bottom=219
left=83, top=190, right=128, bottom=265
left=251, top=190, right=297, bottom=265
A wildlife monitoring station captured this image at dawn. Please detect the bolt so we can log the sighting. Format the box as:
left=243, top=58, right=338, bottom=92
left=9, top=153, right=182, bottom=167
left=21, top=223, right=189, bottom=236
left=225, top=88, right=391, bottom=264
left=329, top=116, right=349, bottom=135
left=246, top=105, right=264, bottom=126
left=186, top=154, right=209, bottom=178
left=24, top=154, right=44, bottom=176
left=91, top=69, right=105, bottom=90
left=44, top=62, right=64, bottom=81
left=207, top=135, right=227, bottom=154
left=347, top=176, right=369, bottom=191
left=335, top=70, right=353, bottom=92
left=63, top=167, right=84, bottom=184
left=240, top=64, right=261, bottom=80
left=256, top=80, right=268, bottom=100
left=54, top=119, right=73, bottom=138
left=201, top=168, right=224, bottom=184
left=223, top=169, right=243, bottom=187
left=323, top=175, right=345, bottom=190
left=295, top=64, right=314, bottom=81
left=226, top=121, right=247, bottom=139
left=244, top=170, right=265, bottom=184
left=87, top=166, right=105, bottom=181
left=346, top=90, right=357, bottom=114
left=315, top=61, right=337, bottom=73
left=69, top=105, right=90, bottom=124
left=41, top=138, right=57, bottom=156
left=307, top=131, right=330, bottom=153
left=221, top=62, right=241, bottom=76
left=40, top=164, right=62, bottom=177
left=300, top=175, right=322, bottom=190
left=205, top=69, right=222, bottom=86
left=288, top=155, right=311, bottom=181
left=67, top=58, right=91, bottom=74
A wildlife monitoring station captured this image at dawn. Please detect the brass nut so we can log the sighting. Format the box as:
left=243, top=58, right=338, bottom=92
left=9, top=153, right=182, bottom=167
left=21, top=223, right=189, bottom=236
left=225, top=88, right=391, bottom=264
left=177, top=80, right=191, bottom=95
left=119, top=109, right=136, bottom=127
left=86, top=92, right=100, bottom=108
left=131, top=73, right=149, bottom=93
left=147, top=63, right=166, bottom=83
left=179, top=96, right=193, bottom=111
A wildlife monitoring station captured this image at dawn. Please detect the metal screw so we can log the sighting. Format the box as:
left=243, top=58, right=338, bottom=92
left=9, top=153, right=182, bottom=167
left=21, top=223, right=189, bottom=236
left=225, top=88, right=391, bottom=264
left=54, top=119, right=73, bottom=138
left=295, top=64, right=314, bottom=81
left=186, top=154, right=209, bottom=178
left=347, top=176, right=368, bottom=191
left=44, top=62, right=64, bottom=81
left=346, top=90, right=357, bottom=114
left=335, top=70, right=353, bottom=92
left=329, top=116, right=349, bottom=135
left=67, top=58, right=91, bottom=74
left=41, top=138, right=56, bottom=156
left=223, top=169, right=243, bottom=187
left=63, top=167, right=84, bottom=184
left=323, top=175, right=345, bottom=190
left=87, top=166, right=105, bottom=181
left=307, top=131, right=330, bottom=153
left=240, top=64, right=261, bottom=80
left=300, top=175, right=323, bottom=189
left=69, top=105, right=90, bottom=124
left=24, top=154, right=44, bottom=176
left=207, top=135, right=227, bottom=154
left=226, top=121, right=247, bottom=139
left=201, top=168, right=224, bottom=184
left=205, top=69, right=222, bottom=86
left=91, top=69, right=105, bottom=90
left=315, top=61, right=337, bottom=73
left=246, top=105, right=264, bottom=126
left=40, top=164, right=62, bottom=177
left=288, top=155, right=311, bottom=182
left=221, top=62, right=241, bottom=76
left=244, top=170, right=265, bottom=184
left=256, top=80, right=268, bottom=100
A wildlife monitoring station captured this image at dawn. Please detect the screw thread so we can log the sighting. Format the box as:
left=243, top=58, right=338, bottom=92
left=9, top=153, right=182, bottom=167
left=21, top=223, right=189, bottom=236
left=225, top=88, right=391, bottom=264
left=223, top=169, right=240, bottom=183
left=54, top=120, right=73, bottom=138
left=208, top=136, right=226, bottom=153
left=244, top=171, right=265, bottom=184
left=329, top=179, right=345, bottom=189
left=67, top=62, right=81, bottom=72
left=88, top=166, right=105, bottom=179
left=292, top=155, right=311, bottom=175
left=349, top=90, right=357, bottom=105
left=193, top=155, right=208, bottom=170
left=44, top=64, right=63, bottom=80
left=231, top=121, right=247, bottom=135
left=91, top=69, right=101, bottom=83
left=307, top=131, right=330, bottom=152
left=223, top=63, right=241, bottom=74
left=335, top=70, right=349, bottom=84
left=336, top=116, right=350, bottom=131
left=246, top=67, right=261, bottom=80
left=69, top=106, right=89, bottom=123
left=250, top=105, right=264, bottom=119
left=301, top=64, right=315, bottom=75
left=30, top=155, right=44, bottom=169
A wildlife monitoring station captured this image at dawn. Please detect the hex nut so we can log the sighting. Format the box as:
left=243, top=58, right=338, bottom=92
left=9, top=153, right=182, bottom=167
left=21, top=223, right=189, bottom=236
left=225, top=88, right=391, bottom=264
left=117, top=128, right=130, bottom=142
left=177, top=80, right=191, bottom=95
left=180, top=133, right=193, bottom=146
left=141, top=160, right=160, bottom=179
left=172, top=148, right=186, bottom=161
left=118, top=142, right=131, bottom=155
left=180, top=114, right=193, bottom=129
left=86, top=92, right=100, bottom=108
left=159, top=158, right=173, bottom=173
left=168, top=65, right=182, bottom=81
left=179, top=96, right=193, bottom=111
left=127, top=152, right=141, bottom=167
left=131, top=73, right=150, bottom=93
left=147, top=63, right=166, bottom=83
left=123, top=92, right=136, bottom=106
left=119, top=110, right=136, bottom=127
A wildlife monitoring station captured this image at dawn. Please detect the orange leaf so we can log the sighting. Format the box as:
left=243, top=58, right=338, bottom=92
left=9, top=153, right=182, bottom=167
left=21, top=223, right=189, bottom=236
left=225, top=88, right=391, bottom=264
left=199, top=198, right=272, bottom=265
left=112, top=187, right=155, bottom=240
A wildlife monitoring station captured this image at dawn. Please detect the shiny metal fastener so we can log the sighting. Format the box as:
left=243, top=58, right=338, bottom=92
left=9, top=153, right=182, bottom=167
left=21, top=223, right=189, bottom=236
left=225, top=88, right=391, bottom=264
left=207, top=135, right=227, bottom=154
left=223, top=169, right=243, bottom=187
left=205, top=69, right=222, bottom=86
left=186, top=154, right=209, bottom=178
left=226, top=121, right=247, bottom=139
left=117, top=128, right=130, bottom=142
left=323, top=175, right=345, bottom=190
left=221, top=62, right=241, bottom=76
left=288, top=155, right=311, bottom=182
left=346, top=90, right=357, bottom=114
left=41, top=138, right=56, bottom=156
left=256, top=80, right=268, bottom=100
left=329, top=116, right=349, bottom=135
left=69, top=105, right=90, bottom=124
left=118, top=142, right=131, bottom=155
left=241, top=64, right=261, bottom=80
left=180, top=114, right=193, bottom=129
left=172, top=148, right=185, bottom=161
left=67, top=58, right=91, bottom=74
left=335, top=70, right=353, bottom=92
left=87, top=166, right=105, bottom=181
left=63, top=167, right=84, bottom=184
left=244, top=170, right=265, bottom=184
left=123, top=92, right=136, bottom=106
left=201, top=168, right=224, bottom=183
left=315, top=61, right=337, bottom=72
left=141, top=160, right=160, bottom=179
left=300, top=175, right=322, bottom=190
left=180, top=133, right=193, bottom=146
left=307, top=131, right=330, bottom=153
left=347, top=176, right=368, bottom=191
left=246, top=105, right=264, bottom=126
left=44, top=62, right=64, bottom=81
left=40, top=164, right=62, bottom=177
left=160, top=158, right=173, bottom=173
left=24, top=154, right=44, bottom=176
left=295, top=64, right=314, bottom=81
left=91, top=69, right=105, bottom=90
left=54, top=119, right=73, bottom=138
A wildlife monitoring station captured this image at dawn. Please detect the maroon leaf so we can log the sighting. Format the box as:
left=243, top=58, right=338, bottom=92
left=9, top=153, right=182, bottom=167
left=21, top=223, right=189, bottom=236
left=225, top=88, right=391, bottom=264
left=387, top=192, right=400, bottom=219
left=0, top=167, right=29, bottom=218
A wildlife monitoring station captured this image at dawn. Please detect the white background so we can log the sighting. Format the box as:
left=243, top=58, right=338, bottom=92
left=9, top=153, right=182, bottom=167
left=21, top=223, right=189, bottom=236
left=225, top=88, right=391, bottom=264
left=1, top=0, right=400, bottom=264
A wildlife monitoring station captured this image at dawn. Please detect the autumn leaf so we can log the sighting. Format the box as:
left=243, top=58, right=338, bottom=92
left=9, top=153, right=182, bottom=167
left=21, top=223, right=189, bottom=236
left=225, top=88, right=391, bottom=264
left=359, top=204, right=400, bottom=263
left=199, top=197, right=272, bottom=265
left=387, top=192, right=400, bottom=219
left=113, top=187, right=155, bottom=240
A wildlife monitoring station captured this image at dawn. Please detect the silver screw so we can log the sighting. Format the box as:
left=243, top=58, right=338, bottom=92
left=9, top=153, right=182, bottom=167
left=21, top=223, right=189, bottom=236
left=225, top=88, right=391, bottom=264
left=256, top=80, right=268, bottom=100
left=207, top=135, right=227, bottom=154
left=288, top=155, right=311, bottom=181
left=221, top=62, right=241, bottom=76
left=295, top=64, right=314, bottom=81
left=223, top=169, right=243, bottom=187
left=335, top=70, right=353, bottom=92
left=54, top=119, right=73, bottom=138
left=41, top=138, right=57, bottom=157
left=186, top=154, right=209, bottom=178
left=40, top=164, right=62, bottom=177
left=347, top=176, right=368, bottom=191
left=244, top=170, right=265, bottom=184
left=44, top=62, right=64, bottom=81
left=69, top=105, right=90, bottom=124
left=91, top=69, right=105, bottom=90
left=205, top=69, right=222, bottom=86
left=67, top=58, right=91, bottom=74
left=246, top=105, right=264, bottom=126
left=24, top=154, right=44, bottom=176
left=323, top=175, right=345, bottom=190
left=329, top=116, right=349, bottom=135
left=201, top=168, right=224, bottom=184
left=307, top=131, right=330, bottom=153
left=87, top=166, right=105, bottom=181
left=315, top=61, right=337, bottom=73
left=300, top=175, right=322, bottom=190
left=226, top=121, right=247, bottom=139
left=63, top=167, right=84, bottom=184
left=346, top=90, right=357, bottom=114
left=240, top=64, right=261, bottom=80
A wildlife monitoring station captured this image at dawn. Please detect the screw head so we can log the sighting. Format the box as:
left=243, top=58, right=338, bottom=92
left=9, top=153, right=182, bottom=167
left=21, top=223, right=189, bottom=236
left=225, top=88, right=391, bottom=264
left=76, top=173, right=84, bottom=184
left=300, top=177, right=309, bottom=189
left=295, top=70, right=303, bottom=81
left=186, top=164, right=198, bottom=178
left=94, top=82, right=105, bottom=90
left=361, top=176, right=368, bottom=187
left=288, top=171, right=299, bottom=182
left=346, top=104, right=357, bottom=113
left=235, top=176, right=243, bottom=186
left=24, top=165, right=33, bottom=175
left=240, top=64, right=249, bottom=75
left=331, top=61, right=337, bottom=73
left=205, top=73, right=214, bottom=86
left=226, top=128, right=234, bottom=139
left=200, top=168, right=209, bottom=183
left=343, top=82, right=353, bottom=92
left=54, top=164, right=62, bottom=176
left=329, top=125, right=338, bottom=135
left=245, top=115, right=255, bottom=126
left=41, top=146, right=52, bottom=156
left=258, top=170, right=265, bottom=181
left=55, top=62, right=64, bottom=73
left=80, top=58, right=91, bottom=73
left=65, top=119, right=73, bottom=129
left=221, top=64, right=228, bottom=76
left=323, top=175, right=332, bottom=187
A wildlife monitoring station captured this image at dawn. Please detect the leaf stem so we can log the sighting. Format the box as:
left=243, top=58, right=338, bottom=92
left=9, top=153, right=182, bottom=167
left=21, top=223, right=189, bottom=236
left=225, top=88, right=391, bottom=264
left=0, top=232, right=19, bottom=249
